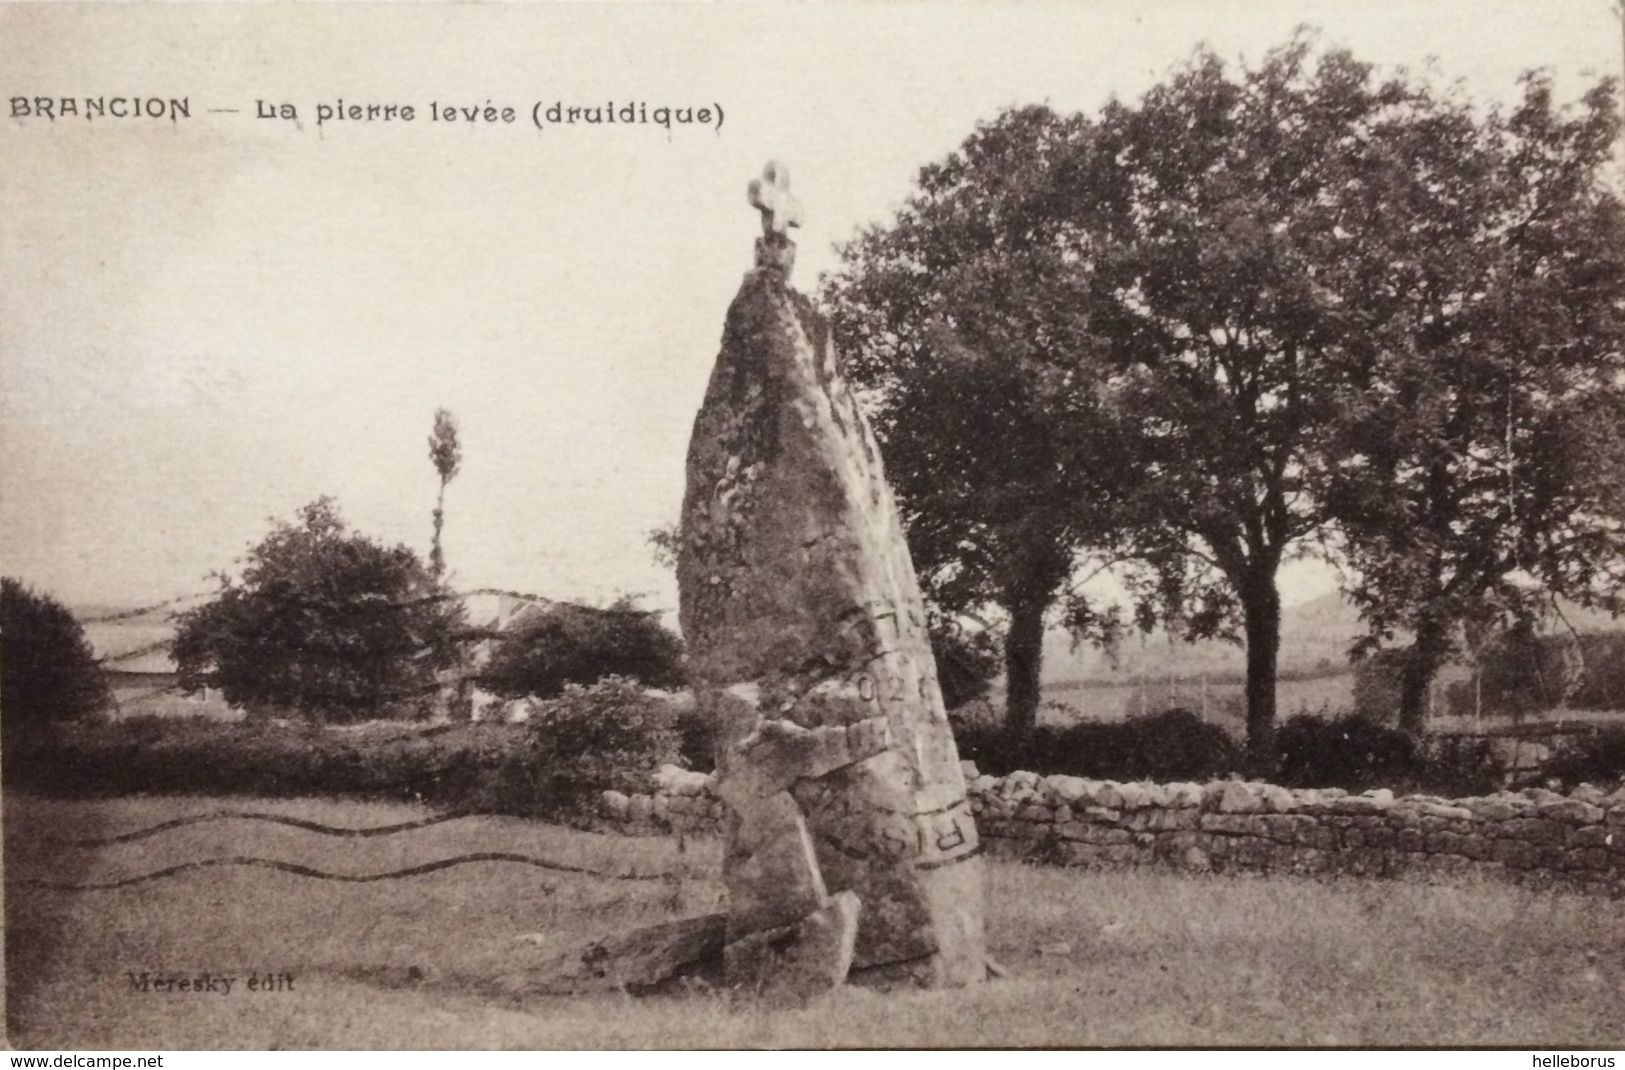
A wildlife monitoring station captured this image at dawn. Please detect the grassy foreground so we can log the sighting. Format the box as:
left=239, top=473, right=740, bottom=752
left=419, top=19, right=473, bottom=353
left=4, top=793, right=1621, bottom=1049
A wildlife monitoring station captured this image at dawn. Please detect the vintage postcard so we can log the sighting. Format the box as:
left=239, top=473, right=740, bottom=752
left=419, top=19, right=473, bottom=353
left=3, top=0, right=1623, bottom=1054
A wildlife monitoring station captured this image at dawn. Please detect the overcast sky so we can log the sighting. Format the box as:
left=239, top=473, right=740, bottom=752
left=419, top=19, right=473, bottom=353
left=1, top=1, right=1618, bottom=614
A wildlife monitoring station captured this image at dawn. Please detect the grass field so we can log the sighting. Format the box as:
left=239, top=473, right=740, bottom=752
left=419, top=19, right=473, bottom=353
left=5, top=793, right=1622, bottom=1049
left=1032, top=674, right=1356, bottom=733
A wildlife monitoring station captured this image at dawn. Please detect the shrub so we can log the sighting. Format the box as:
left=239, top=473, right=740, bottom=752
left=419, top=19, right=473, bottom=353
left=1, top=686, right=679, bottom=813
left=4, top=689, right=683, bottom=817
left=1564, top=633, right=1625, bottom=712
left=1417, top=734, right=1503, bottom=797
left=0, top=578, right=111, bottom=730
left=1441, top=630, right=1625, bottom=719
left=480, top=597, right=684, bottom=699
left=1275, top=713, right=1420, bottom=791
left=950, top=706, right=1241, bottom=782
left=672, top=699, right=714, bottom=772
left=930, top=622, right=1001, bottom=710
left=1349, top=649, right=1406, bottom=725
left=1112, top=683, right=1248, bottom=736
left=171, top=498, right=463, bottom=723
left=949, top=701, right=1029, bottom=776
left=1542, top=727, right=1625, bottom=789
left=0, top=716, right=556, bottom=814
left=425, top=724, right=553, bottom=814
left=522, top=676, right=679, bottom=809
left=1117, top=708, right=1244, bottom=781
left=1443, top=625, right=1593, bottom=719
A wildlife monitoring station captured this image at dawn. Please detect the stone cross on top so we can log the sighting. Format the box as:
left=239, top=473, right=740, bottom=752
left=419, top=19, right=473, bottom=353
left=748, top=160, right=803, bottom=238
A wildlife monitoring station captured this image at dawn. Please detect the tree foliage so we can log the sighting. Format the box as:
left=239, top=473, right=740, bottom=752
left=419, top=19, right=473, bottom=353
left=1317, top=72, right=1625, bottom=731
left=646, top=522, right=680, bottom=572
left=825, top=34, right=1625, bottom=766
left=427, top=407, right=463, bottom=579
left=0, top=578, right=111, bottom=727
left=480, top=596, right=685, bottom=699
left=823, top=105, right=1134, bottom=734
left=1073, top=36, right=1411, bottom=764
left=1349, top=647, right=1407, bottom=725
left=1442, top=625, right=1625, bottom=719
left=172, top=498, right=464, bottom=721
left=929, top=615, right=1004, bottom=710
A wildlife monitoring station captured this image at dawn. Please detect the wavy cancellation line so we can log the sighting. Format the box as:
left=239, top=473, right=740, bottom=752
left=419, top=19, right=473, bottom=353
left=8, top=852, right=677, bottom=891
left=23, top=809, right=679, bottom=889
left=42, top=808, right=490, bottom=847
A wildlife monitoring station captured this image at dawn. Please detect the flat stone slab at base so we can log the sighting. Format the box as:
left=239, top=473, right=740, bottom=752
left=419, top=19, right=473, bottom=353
left=514, top=912, right=726, bottom=996
left=724, top=890, right=861, bottom=1006
left=513, top=893, right=864, bottom=1006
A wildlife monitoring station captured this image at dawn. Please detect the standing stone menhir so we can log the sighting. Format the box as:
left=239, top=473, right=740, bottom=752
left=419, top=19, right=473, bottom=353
left=676, top=160, right=989, bottom=999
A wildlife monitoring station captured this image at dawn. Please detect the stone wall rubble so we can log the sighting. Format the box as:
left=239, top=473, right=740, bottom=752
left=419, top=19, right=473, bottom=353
left=599, top=764, right=1625, bottom=895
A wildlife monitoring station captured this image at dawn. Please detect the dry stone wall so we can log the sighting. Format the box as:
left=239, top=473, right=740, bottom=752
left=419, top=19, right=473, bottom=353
left=600, top=765, right=1625, bottom=896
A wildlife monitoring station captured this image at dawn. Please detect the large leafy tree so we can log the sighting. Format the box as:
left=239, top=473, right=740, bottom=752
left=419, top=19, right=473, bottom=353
left=1068, top=38, right=1414, bottom=764
left=0, top=578, right=111, bottom=727
left=823, top=105, right=1134, bottom=734
left=480, top=597, right=684, bottom=700
left=173, top=498, right=464, bottom=721
left=1319, top=73, right=1625, bottom=731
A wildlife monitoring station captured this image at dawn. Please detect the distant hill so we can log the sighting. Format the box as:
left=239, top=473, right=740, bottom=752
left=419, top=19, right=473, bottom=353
left=71, top=593, right=214, bottom=673
left=1039, top=591, right=1624, bottom=687
left=69, top=585, right=1624, bottom=692
left=1039, top=590, right=1353, bottom=686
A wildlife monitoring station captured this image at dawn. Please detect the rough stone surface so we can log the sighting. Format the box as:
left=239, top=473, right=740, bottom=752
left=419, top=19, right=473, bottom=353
left=1258, top=784, right=1297, bottom=813
left=600, top=772, right=1624, bottom=897
left=655, top=764, right=712, bottom=797
left=600, top=790, right=630, bottom=820
left=674, top=166, right=986, bottom=995
left=1216, top=782, right=1263, bottom=814
left=723, top=890, right=861, bottom=1006
left=1538, top=799, right=1606, bottom=824
left=516, top=912, right=726, bottom=996
left=1463, top=798, right=1521, bottom=821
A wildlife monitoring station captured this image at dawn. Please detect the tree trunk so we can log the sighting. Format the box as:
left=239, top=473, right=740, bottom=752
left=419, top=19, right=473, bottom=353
left=1397, top=616, right=1448, bottom=736
left=430, top=481, right=448, bottom=578
left=1240, top=573, right=1282, bottom=773
left=1003, top=595, right=1046, bottom=736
